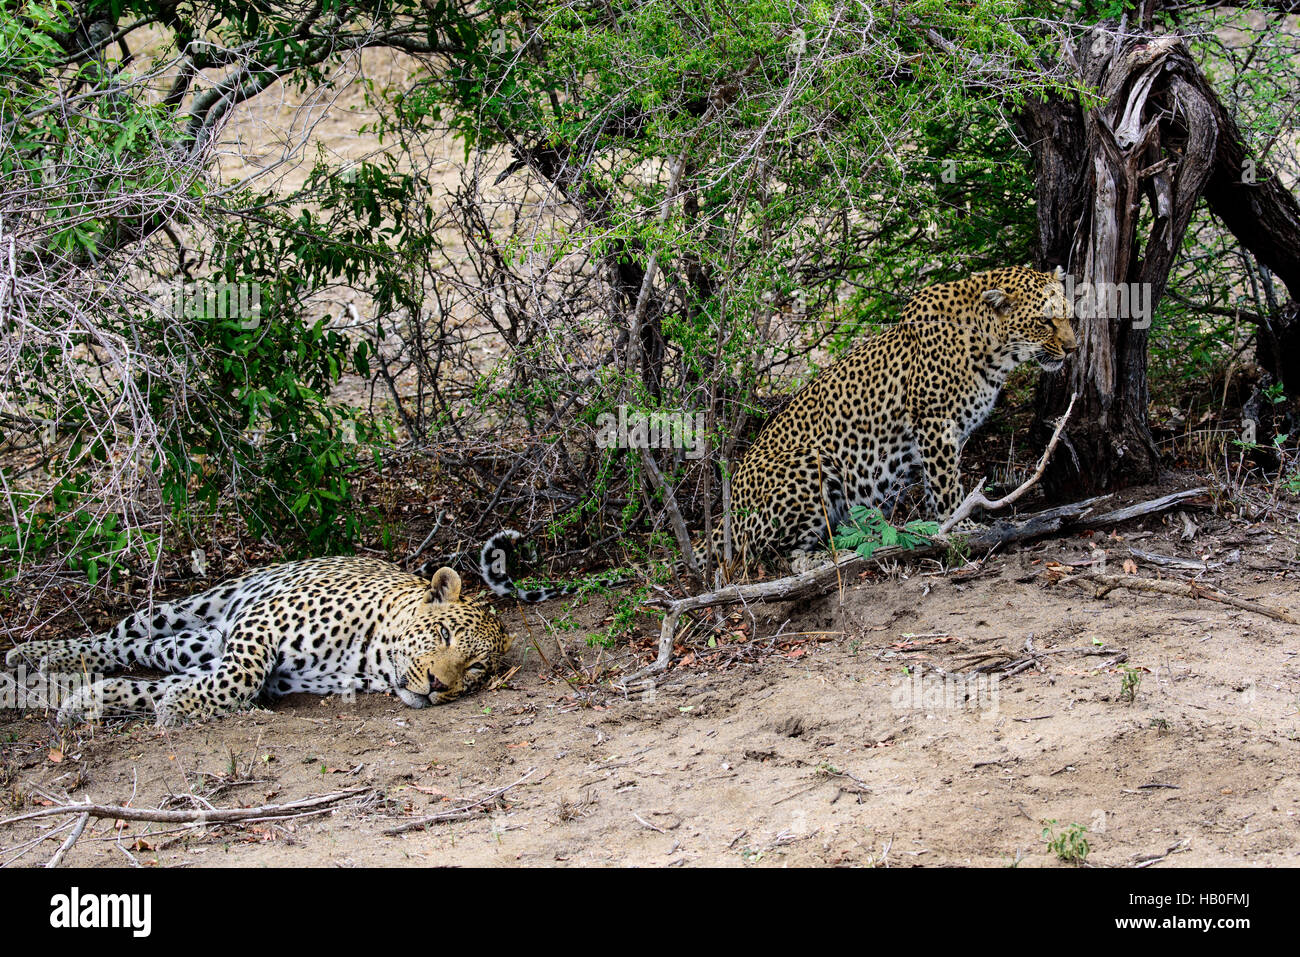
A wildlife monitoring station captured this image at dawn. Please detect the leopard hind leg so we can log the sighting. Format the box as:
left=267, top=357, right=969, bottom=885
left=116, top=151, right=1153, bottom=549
left=732, top=446, right=848, bottom=559
left=43, top=620, right=225, bottom=725
left=6, top=600, right=221, bottom=678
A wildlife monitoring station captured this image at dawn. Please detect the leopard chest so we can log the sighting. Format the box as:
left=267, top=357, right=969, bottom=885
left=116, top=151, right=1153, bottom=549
left=954, top=374, right=1004, bottom=445
left=947, top=342, right=1024, bottom=445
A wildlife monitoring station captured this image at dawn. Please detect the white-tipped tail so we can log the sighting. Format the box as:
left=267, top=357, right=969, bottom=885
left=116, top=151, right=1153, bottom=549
left=479, top=529, right=524, bottom=597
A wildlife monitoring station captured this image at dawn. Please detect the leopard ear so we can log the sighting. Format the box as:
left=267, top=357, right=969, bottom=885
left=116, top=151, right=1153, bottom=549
left=426, top=567, right=462, bottom=605
left=982, top=288, right=1010, bottom=312
left=1052, top=264, right=1066, bottom=280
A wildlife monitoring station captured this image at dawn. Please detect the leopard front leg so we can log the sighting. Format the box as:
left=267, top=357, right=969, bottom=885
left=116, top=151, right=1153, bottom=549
left=155, top=629, right=275, bottom=725
left=916, top=416, right=966, bottom=520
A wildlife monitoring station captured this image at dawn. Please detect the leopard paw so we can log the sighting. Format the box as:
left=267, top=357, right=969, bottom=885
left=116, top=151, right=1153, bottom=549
left=57, top=677, right=179, bottom=725
left=155, top=683, right=206, bottom=726
left=156, top=681, right=247, bottom=726
left=6, top=641, right=57, bottom=671
left=790, top=551, right=834, bottom=574
left=55, top=681, right=109, bottom=725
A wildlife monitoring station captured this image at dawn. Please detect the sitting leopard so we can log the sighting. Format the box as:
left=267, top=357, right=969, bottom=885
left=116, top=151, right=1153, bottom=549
left=4, top=557, right=512, bottom=725
left=478, top=265, right=1075, bottom=595
left=715, top=265, right=1075, bottom=566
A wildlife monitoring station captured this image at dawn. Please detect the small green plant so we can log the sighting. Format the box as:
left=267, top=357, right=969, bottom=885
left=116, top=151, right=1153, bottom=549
left=1042, top=820, right=1090, bottom=865
left=832, top=506, right=938, bottom=559
left=551, top=612, right=581, bottom=634
left=1120, top=665, right=1142, bottom=703
left=944, top=534, right=972, bottom=567
left=1271, top=435, right=1300, bottom=495
left=591, top=580, right=655, bottom=648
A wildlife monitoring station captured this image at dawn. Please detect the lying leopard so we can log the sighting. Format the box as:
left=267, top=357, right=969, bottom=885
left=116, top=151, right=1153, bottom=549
left=5, top=557, right=512, bottom=725
left=479, top=265, right=1075, bottom=596
left=716, top=265, right=1075, bottom=567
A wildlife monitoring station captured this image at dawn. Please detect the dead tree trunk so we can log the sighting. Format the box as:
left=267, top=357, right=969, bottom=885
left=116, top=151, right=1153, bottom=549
left=1020, top=34, right=1218, bottom=496
left=1018, top=27, right=1300, bottom=497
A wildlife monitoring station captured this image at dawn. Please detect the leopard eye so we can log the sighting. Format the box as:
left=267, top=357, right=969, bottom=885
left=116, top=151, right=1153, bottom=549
left=439, top=624, right=453, bottom=647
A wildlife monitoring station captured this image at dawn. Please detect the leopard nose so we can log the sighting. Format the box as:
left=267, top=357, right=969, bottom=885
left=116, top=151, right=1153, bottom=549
left=427, top=672, right=448, bottom=692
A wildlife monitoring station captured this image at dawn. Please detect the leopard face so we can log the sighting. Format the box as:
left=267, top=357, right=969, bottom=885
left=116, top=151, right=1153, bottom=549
left=981, top=264, right=1075, bottom=372
left=392, top=569, right=513, bottom=706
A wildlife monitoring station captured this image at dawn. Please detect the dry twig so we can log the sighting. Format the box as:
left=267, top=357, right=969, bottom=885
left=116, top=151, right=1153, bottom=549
left=1, top=788, right=372, bottom=830
left=384, top=768, right=539, bottom=835
left=1061, top=572, right=1297, bottom=624
left=939, top=392, right=1078, bottom=533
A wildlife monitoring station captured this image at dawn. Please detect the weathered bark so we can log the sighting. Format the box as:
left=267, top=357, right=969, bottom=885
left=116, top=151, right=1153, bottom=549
left=1019, top=28, right=1300, bottom=497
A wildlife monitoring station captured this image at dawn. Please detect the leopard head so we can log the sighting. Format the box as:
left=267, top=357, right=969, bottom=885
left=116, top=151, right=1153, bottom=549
left=981, top=265, right=1077, bottom=372
left=393, top=567, right=513, bottom=707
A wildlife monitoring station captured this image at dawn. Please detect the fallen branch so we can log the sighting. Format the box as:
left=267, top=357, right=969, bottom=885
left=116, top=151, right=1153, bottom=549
left=44, top=811, right=90, bottom=868
left=1078, top=488, right=1212, bottom=528
left=384, top=767, right=538, bottom=835
left=1060, top=572, right=1297, bottom=624
left=1127, top=547, right=1218, bottom=571
left=630, top=486, right=1212, bottom=679
left=0, top=788, right=372, bottom=830
left=932, top=641, right=1129, bottom=680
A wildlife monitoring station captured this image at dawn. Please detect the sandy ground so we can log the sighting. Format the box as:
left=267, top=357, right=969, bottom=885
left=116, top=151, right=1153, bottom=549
left=3, top=481, right=1297, bottom=868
